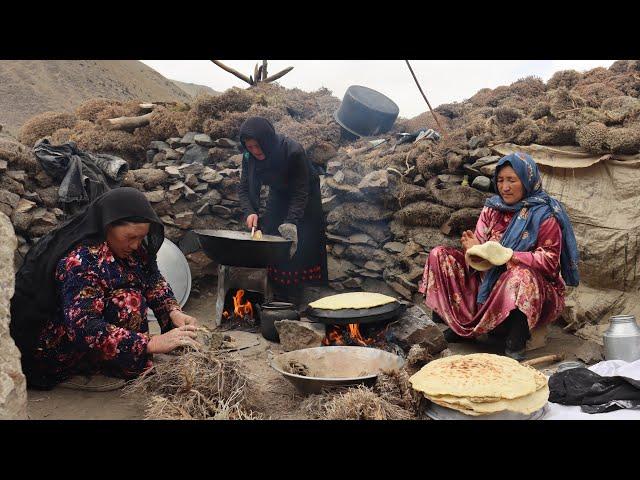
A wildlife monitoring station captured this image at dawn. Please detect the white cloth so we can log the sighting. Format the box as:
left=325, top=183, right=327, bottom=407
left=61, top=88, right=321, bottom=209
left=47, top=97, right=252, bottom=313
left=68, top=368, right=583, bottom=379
left=542, top=359, right=640, bottom=420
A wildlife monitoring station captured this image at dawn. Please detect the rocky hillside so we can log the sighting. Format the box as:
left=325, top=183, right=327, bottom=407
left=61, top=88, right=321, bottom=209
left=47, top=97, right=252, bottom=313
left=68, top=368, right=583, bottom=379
left=0, top=60, right=201, bottom=136
left=172, top=80, right=220, bottom=97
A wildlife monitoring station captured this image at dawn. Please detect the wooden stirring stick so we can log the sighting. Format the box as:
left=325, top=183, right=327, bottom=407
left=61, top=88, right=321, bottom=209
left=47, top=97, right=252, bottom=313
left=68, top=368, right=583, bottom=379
left=521, top=354, right=564, bottom=367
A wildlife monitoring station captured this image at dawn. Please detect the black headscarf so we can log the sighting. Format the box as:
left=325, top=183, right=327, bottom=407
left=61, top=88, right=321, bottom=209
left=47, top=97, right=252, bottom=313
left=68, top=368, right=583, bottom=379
left=239, top=116, right=288, bottom=173
left=10, top=187, right=164, bottom=361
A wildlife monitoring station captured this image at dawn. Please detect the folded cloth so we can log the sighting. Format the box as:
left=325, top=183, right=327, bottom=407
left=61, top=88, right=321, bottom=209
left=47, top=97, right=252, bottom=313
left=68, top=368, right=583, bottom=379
left=548, top=367, right=640, bottom=414
left=465, top=241, right=514, bottom=271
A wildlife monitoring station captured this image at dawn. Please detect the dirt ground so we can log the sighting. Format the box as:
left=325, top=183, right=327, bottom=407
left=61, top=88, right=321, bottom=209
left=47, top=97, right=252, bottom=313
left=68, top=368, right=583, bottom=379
left=26, top=281, right=591, bottom=420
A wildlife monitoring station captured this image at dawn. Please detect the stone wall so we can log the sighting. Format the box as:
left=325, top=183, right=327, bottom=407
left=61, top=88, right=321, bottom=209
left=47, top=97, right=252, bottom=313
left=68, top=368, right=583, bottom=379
left=0, top=212, right=27, bottom=419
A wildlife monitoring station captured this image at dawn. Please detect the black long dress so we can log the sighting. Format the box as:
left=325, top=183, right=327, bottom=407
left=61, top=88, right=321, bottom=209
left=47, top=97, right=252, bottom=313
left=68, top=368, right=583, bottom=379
left=238, top=117, right=328, bottom=299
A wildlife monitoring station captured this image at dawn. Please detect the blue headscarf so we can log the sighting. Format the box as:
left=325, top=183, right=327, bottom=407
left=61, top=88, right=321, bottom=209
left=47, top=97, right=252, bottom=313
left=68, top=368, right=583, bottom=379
left=477, top=152, right=580, bottom=304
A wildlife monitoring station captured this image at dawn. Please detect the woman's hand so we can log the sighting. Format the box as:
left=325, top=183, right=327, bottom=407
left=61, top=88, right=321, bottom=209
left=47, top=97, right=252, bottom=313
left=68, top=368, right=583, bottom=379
left=170, top=310, right=197, bottom=328
left=147, top=325, right=200, bottom=354
left=246, top=214, right=259, bottom=230
left=461, top=230, right=481, bottom=251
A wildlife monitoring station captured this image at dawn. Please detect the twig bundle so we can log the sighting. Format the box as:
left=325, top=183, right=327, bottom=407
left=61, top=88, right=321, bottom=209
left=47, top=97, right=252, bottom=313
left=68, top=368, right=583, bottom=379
left=300, top=369, right=428, bottom=420
left=124, top=342, right=262, bottom=420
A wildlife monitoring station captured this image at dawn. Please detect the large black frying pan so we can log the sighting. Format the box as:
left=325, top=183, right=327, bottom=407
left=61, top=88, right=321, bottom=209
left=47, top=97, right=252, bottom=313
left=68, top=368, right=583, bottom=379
left=194, top=229, right=292, bottom=268
left=305, top=301, right=406, bottom=325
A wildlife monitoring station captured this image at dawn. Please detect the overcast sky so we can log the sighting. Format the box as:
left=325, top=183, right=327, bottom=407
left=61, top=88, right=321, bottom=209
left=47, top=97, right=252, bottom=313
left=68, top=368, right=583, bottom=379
left=141, top=60, right=615, bottom=119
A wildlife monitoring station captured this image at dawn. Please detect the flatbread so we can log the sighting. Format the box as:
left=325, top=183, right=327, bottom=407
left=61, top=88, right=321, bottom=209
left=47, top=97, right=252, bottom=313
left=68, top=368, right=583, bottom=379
left=465, top=241, right=513, bottom=271
left=409, top=353, right=540, bottom=400
left=429, top=397, right=484, bottom=416
left=308, top=292, right=397, bottom=310
left=427, top=383, right=549, bottom=415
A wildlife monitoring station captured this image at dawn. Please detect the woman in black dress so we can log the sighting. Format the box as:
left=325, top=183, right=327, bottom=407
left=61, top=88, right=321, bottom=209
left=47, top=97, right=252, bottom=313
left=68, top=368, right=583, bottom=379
left=238, top=117, right=328, bottom=305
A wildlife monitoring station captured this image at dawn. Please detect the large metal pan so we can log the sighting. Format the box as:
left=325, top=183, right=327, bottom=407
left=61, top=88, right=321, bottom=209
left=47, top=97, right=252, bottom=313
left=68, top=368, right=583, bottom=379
left=194, top=229, right=292, bottom=268
left=305, top=301, right=406, bottom=325
left=270, top=346, right=405, bottom=394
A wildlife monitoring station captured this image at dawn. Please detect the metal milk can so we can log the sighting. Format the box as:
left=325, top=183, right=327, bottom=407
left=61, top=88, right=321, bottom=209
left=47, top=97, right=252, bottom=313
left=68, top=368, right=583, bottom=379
left=603, top=315, right=640, bottom=362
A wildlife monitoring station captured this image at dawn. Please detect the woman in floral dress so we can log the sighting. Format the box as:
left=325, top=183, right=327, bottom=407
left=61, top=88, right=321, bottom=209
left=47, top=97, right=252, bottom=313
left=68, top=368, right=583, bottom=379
left=419, top=153, right=580, bottom=360
left=11, top=187, right=199, bottom=390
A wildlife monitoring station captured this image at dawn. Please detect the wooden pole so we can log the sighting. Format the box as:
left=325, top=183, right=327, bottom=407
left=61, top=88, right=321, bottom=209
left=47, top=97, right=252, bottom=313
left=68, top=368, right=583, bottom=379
left=521, top=354, right=564, bottom=367
left=263, top=66, right=294, bottom=83
left=405, top=60, right=444, bottom=132
left=100, top=112, right=154, bottom=131
left=210, top=60, right=253, bottom=85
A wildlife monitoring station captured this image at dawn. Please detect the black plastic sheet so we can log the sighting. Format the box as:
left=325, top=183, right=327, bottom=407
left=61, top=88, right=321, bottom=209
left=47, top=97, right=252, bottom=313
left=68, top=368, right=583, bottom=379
left=33, top=139, right=129, bottom=216
left=549, top=367, right=640, bottom=414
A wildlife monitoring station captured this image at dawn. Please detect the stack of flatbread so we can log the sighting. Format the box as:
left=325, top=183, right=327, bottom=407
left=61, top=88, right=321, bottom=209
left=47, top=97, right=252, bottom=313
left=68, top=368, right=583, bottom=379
left=308, top=292, right=397, bottom=310
left=409, top=353, right=549, bottom=416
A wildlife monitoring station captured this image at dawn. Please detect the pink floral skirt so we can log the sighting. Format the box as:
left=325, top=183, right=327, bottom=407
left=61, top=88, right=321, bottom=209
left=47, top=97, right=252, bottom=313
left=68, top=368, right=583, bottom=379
left=419, top=246, right=565, bottom=338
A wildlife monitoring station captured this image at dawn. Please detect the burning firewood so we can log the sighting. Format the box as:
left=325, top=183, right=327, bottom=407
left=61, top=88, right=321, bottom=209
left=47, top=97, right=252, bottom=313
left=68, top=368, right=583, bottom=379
left=220, top=289, right=258, bottom=331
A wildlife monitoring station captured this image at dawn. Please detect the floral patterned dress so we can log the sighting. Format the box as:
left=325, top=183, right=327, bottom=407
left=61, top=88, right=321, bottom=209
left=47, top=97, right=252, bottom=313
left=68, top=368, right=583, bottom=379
left=419, top=207, right=566, bottom=338
left=30, top=241, right=181, bottom=384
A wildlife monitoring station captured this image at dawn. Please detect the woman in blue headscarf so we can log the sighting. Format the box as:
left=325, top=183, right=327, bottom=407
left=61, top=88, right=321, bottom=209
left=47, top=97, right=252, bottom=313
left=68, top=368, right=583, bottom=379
left=418, top=152, right=579, bottom=360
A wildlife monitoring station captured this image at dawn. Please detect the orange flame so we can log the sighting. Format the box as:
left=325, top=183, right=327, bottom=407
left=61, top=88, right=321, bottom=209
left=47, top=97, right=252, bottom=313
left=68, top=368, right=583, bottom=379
left=232, top=289, right=253, bottom=319
left=322, top=325, right=345, bottom=346
left=323, top=323, right=374, bottom=347
left=348, top=323, right=375, bottom=346
left=222, top=289, right=254, bottom=321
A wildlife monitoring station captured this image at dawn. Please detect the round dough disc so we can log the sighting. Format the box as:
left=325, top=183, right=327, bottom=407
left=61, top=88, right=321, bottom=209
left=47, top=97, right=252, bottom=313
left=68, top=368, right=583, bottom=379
left=308, top=292, right=397, bottom=310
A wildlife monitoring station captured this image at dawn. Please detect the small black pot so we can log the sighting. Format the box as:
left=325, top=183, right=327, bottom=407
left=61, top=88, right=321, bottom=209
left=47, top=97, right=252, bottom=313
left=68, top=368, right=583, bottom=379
left=257, top=302, right=299, bottom=342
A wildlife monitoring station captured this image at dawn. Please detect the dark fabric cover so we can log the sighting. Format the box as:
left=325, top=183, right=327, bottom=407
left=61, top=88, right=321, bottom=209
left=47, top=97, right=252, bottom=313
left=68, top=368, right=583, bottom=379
left=33, top=139, right=129, bottom=216
left=549, top=367, right=640, bottom=413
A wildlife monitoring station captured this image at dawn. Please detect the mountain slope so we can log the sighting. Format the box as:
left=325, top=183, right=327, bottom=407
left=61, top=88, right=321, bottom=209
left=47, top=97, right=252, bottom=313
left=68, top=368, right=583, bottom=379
left=172, top=80, right=220, bottom=97
left=0, top=60, right=196, bottom=135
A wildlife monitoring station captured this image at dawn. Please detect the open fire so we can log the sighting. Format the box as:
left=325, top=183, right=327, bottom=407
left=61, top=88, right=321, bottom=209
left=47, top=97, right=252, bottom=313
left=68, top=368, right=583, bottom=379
left=223, top=289, right=254, bottom=320
left=221, top=289, right=259, bottom=330
left=322, top=322, right=392, bottom=349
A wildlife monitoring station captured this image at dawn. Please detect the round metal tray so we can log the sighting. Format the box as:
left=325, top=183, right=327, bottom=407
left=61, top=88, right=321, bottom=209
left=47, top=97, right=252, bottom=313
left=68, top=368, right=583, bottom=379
left=148, top=238, right=191, bottom=322
left=425, top=401, right=547, bottom=421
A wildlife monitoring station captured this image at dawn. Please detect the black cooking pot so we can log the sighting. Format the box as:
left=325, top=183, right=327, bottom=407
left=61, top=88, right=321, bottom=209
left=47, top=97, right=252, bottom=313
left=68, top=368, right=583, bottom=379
left=334, top=85, right=399, bottom=138
left=256, top=301, right=299, bottom=342
left=194, top=229, right=291, bottom=268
